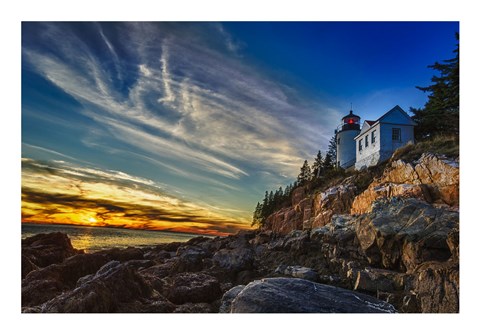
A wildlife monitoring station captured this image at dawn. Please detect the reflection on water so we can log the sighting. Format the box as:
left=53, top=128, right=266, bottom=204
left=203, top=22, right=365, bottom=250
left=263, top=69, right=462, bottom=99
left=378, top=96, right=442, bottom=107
left=22, top=223, right=205, bottom=252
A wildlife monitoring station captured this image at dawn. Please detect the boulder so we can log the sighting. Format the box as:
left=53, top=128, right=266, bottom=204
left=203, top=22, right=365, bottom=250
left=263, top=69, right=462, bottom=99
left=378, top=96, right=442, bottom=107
left=22, top=232, right=82, bottom=268
left=224, top=278, right=396, bottom=313
left=37, top=261, right=153, bottom=312
left=355, top=198, right=458, bottom=271
left=22, top=253, right=109, bottom=307
left=411, top=261, right=459, bottom=313
left=171, top=245, right=210, bottom=273
left=212, top=247, right=254, bottom=272
left=219, top=285, right=245, bottom=313
left=312, top=183, right=357, bottom=228
left=163, top=272, right=222, bottom=305
left=138, top=261, right=175, bottom=292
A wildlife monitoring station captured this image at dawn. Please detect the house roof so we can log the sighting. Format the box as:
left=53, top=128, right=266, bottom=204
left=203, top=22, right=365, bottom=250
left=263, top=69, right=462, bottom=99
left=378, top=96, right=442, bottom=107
left=354, top=105, right=416, bottom=140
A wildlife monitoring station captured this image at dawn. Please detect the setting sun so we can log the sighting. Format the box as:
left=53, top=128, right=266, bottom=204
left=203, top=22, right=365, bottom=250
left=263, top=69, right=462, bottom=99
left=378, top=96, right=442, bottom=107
left=88, top=217, right=97, bottom=223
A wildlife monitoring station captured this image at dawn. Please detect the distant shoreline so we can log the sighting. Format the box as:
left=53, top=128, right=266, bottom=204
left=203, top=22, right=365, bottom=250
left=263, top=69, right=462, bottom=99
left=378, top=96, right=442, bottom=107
left=21, top=222, right=217, bottom=238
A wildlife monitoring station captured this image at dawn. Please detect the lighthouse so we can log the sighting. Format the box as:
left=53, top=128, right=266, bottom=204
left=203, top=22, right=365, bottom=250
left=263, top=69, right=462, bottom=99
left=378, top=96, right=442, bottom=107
left=335, top=109, right=361, bottom=169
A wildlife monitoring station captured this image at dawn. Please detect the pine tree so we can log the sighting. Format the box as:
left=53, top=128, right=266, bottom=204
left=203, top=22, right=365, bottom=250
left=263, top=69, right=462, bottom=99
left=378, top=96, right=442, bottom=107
left=312, top=150, right=324, bottom=177
left=261, top=191, right=269, bottom=218
left=297, top=160, right=312, bottom=185
left=251, top=202, right=263, bottom=227
left=323, top=152, right=334, bottom=171
left=327, top=135, right=337, bottom=166
left=410, top=33, right=459, bottom=139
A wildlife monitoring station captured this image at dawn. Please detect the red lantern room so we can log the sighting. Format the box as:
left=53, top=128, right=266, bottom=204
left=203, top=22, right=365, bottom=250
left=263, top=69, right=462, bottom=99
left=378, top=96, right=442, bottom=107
left=339, top=110, right=360, bottom=132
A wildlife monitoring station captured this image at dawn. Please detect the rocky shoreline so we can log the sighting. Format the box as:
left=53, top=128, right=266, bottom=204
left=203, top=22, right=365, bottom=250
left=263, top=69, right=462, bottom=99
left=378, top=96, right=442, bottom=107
left=22, top=153, right=459, bottom=313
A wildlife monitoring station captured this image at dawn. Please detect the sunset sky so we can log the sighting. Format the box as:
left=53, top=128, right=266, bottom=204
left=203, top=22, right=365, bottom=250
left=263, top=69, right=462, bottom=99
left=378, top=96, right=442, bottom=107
left=21, top=22, right=459, bottom=235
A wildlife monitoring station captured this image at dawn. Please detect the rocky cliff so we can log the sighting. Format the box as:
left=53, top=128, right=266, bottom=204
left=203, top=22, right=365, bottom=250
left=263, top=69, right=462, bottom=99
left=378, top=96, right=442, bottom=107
left=256, top=152, right=459, bottom=312
left=21, top=153, right=459, bottom=313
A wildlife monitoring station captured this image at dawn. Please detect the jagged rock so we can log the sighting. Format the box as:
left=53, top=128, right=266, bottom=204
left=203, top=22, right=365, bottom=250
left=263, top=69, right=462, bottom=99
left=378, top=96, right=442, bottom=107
left=283, top=229, right=310, bottom=252
left=411, top=261, right=459, bottom=313
left=446, top=227, right=459, bottom=262
left=171, top=245, right=210, bottom=273
left=413, top=154, right=459, bottom=206
left=22, top=253, right=109, bottom=307
left=22, top=232, right=82, bottom=268
left=275, top=265, right=318, bottom=281
left=312, top=183, right=357, bottom=228
left=351, top=183, right=429, bottom=215
left=38, top=261, right=153, bottom=312
left=212, top=247, right=254, bottom=272
left=22, top=255, right=39, bottom=279
left=351, top=154, right=459, bottom=214
left=224, top=278, right=396, bottom=313
left=219, top=285, right=245, bottom=313
left=264, top=207, right=303, bottom=235
left=138, top=260, right=176, bottom=292
left=291, top=186, right=306, bottom=207
left=353, top=267, right=406, bottom=293
left=163, top=272, right=222, bottom=305
left=250, top=231, right=272, bottom=246
left=223, top=230, right=256, bottom=250
left=355, top=198, right=458, bottom=271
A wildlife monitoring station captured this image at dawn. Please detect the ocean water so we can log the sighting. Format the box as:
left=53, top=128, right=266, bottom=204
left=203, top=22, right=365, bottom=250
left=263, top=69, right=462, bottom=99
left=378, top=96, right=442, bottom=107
left=22, top=223, right=205, bottom=252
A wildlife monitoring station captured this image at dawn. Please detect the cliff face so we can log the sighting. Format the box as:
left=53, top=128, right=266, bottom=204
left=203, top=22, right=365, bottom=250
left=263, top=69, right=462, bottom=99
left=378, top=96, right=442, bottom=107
left=352, top=153, right=459, bottom=214
left=258, top=152, right=459, bottom=312
left=264, top=153, right=459, bottom=235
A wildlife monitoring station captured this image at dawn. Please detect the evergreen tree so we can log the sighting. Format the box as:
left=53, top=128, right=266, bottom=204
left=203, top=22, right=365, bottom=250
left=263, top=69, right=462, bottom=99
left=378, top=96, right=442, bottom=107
left=312, top=150, right=324, bottom=177
left=327, top=135, right=337, bottom=166
left=261, top=191, right=269, bottom=218
left=284, top=184, right=292, bottom=198
left=251, top=202, right=263, bottom=227
left=323, top=152, right=334, bottom=171
left=278, top=186, right=284, bottom=199
left=268, top=191, right=274, bottom=210
left=297, top=160, right=312, bottom=185
left=410, top=33, right=459, bottom=139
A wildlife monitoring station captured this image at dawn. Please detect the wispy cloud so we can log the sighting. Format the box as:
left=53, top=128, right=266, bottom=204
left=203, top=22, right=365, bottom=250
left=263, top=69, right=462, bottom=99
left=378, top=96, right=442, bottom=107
left=23, top=23, right=339, bottom=181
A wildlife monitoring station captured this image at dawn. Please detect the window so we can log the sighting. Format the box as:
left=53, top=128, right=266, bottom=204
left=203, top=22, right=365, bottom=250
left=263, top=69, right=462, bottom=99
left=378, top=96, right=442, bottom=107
left=372, top=130, right=376, bottom=143
left=392, top=128, right=401, bottom=141
left=359, top=139, right=363, bottom=151
left=337, top=137, right=340, bottom=145
left=365, top=134, right=369, bottom=147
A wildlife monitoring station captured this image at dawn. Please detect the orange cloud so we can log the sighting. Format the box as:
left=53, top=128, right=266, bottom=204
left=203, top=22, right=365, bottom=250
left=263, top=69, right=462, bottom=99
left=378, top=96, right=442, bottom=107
left=21, top=158, right=253, bottom=236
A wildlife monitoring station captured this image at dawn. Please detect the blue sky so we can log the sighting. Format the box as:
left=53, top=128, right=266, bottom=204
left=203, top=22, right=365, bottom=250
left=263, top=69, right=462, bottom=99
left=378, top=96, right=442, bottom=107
left=21, top=22, right=459, bottom=234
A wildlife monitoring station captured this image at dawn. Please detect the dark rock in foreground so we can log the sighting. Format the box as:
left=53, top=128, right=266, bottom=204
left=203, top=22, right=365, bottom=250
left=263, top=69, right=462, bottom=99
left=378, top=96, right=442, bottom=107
left=221, top=277, right=396, bottom=313
left=38, top=261, right=158, bottom=313
left=22, top=232, right=82, bottom=277
left=22, top=253, right=109, bottom=307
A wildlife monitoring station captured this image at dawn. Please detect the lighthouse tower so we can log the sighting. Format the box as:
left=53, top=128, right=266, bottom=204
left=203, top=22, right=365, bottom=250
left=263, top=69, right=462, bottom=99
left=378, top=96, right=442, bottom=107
left=335, top=109, right=361, bottom=169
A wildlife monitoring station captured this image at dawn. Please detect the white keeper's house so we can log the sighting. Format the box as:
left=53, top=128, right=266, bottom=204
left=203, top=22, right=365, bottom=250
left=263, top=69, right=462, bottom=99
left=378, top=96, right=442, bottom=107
left=335, top=105, right=416, bottom=171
